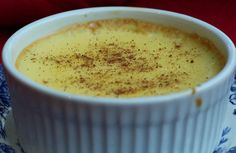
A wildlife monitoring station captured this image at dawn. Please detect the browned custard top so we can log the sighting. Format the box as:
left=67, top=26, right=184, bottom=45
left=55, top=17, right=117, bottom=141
left=16, top=19, right=225, bottom=98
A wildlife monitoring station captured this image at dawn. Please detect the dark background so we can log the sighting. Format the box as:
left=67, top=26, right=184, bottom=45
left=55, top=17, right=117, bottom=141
left=0, top=0, right=235, bottom=63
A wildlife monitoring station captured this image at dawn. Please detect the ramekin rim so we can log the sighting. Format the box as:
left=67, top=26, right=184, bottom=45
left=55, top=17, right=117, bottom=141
left=2, top=7, right=236, bottom=105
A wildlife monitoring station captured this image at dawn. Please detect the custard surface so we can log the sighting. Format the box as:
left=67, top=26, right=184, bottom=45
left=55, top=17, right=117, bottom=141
left=16, top=19, right=225, bottom=97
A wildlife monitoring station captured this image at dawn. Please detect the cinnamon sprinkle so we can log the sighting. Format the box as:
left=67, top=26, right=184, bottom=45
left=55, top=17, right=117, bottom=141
left=16, top=18, right=225, bottom=97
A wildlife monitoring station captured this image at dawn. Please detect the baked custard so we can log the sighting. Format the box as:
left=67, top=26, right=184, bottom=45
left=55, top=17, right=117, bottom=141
left=16, top=19, right=225, bottom=97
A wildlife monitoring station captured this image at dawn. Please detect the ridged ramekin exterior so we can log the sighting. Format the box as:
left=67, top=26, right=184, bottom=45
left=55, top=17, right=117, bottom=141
left=6, top=71, right=234, bottom=153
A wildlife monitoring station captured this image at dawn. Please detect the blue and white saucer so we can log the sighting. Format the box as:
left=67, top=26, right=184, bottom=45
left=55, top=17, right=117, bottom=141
left=0, top=65, right=235, bottom=153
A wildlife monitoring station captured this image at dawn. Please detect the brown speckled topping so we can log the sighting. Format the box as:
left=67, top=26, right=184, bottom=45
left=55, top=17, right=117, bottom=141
left=16, top=19, right=225, bottom=98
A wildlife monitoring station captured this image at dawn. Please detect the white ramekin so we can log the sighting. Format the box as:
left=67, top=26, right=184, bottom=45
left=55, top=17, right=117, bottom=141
left=2, top=7, right=236, bottom=153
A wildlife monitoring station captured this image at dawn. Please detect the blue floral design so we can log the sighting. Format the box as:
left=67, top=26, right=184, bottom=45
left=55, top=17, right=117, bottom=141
left=214, top=127, right=231, bottom=153
left=233, top=109, right=236, bottom=115
left=0, top=143, right=15, bottom=153
left=229, top=73, right=236, bottom=151
left=0, top=66, right=16, bottom=153
left=0, top=66, right=11, bottom=139
left=230, top=73, right=236, bottom=112
left=227, top=146, right=236, bottom=153
left=0, top=67, right=11, bottom=107
left=214, top=72, right=236, bottom=153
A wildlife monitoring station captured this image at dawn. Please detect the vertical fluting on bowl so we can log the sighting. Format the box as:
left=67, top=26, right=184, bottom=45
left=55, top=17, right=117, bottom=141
left=7, top=71, right=232, bottom=153
left=12, top=96, right=228, bottom=153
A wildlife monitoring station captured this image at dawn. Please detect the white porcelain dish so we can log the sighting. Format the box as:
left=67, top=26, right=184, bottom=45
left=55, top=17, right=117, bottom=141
left=2, top=7, right=236, bottom=153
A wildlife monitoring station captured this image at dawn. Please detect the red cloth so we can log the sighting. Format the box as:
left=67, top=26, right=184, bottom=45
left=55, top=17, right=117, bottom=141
left=0, top=0, right=235, bottom=63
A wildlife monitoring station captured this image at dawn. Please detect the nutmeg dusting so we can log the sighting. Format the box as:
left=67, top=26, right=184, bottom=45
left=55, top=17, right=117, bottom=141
left=16, top=19, right=225, bottom=98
